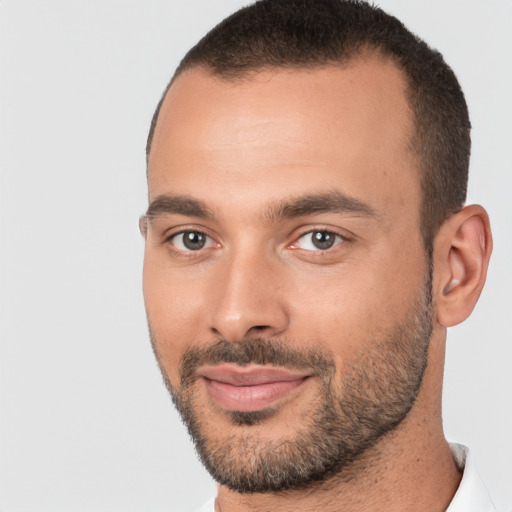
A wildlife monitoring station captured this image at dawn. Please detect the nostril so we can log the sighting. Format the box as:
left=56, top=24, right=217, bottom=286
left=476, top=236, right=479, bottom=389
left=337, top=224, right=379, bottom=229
left=251, top=325, right=270, bottom=332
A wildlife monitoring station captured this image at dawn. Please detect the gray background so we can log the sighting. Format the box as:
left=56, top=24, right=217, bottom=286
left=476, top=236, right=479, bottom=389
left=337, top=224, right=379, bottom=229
left=1, top=1, right=511, bottom=510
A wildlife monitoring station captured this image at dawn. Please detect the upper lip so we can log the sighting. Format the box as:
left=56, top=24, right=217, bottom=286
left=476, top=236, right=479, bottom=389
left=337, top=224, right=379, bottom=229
left=198, top=363, right=310, bottom=386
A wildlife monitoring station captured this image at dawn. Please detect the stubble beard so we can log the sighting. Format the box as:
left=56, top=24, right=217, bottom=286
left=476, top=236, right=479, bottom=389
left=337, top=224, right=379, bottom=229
left=150, top=275, right=433, bottom=494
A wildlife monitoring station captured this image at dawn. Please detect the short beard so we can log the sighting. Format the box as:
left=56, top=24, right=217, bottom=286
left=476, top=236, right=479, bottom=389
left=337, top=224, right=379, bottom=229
left=150, top=274, right=433, bottom=494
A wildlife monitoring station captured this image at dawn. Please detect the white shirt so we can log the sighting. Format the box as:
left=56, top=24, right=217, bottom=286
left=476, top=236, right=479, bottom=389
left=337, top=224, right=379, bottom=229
left=446, top=443, right=496, bottom=512
left=192, top=444, right=496, bottom=512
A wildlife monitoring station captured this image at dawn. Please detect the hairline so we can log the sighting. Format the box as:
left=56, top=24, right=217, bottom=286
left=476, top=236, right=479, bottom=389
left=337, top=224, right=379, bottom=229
left=147, top=45, right=403, bottom=159
left=146, top=50, right=441, bottom=251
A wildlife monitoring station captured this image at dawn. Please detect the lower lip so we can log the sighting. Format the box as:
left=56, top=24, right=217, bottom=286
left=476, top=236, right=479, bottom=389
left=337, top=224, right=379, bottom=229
left=203, top=377, right=308, bottom=412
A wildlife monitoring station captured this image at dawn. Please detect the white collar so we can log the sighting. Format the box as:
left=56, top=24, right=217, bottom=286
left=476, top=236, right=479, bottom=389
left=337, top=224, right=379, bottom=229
left=446, top=443, right=496, bottom=512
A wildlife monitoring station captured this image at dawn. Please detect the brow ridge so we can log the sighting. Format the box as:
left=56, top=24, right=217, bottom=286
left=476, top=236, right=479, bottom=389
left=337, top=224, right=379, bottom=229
left=263, top=191, right=377, bottom=223
left=144, top=191, right=376, bottom=225
left=145, top=194, right=213, bottom=220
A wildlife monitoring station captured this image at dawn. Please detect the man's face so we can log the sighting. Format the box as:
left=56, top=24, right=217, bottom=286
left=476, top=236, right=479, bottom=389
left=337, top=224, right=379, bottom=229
left=143, top=57, right=433, bottom=491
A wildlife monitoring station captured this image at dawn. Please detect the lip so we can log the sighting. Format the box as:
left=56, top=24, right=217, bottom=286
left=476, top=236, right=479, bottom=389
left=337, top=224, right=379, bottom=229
left=198, top=364, right=310, bottom=412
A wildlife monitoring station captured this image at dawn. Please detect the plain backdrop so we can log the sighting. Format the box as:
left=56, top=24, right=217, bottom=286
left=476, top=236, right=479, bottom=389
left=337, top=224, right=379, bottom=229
left=1, top=1, right=511, bottom=511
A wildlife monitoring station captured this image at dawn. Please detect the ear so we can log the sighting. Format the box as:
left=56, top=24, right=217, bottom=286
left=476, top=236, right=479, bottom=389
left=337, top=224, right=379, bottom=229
left=433, top=205, right=492, bottom=327
left=139, top=215, right=148, bottom=239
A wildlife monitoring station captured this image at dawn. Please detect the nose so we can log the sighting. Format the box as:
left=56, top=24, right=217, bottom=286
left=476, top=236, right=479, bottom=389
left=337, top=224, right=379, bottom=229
left=208, top=249, right=290, bottom=342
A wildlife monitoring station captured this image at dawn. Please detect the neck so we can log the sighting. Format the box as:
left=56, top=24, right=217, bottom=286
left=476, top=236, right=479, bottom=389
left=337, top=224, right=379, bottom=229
left=216, top=329, right=462, bottom=512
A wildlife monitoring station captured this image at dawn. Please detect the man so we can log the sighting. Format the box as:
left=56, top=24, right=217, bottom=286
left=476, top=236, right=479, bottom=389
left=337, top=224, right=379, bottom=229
left=140, top=0, right=494, bottom=510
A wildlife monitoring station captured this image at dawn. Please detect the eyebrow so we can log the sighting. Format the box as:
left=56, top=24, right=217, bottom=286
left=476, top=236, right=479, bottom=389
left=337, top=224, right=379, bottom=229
left=263, top=191, right=377, bottom=223
left=145, top=194, right=213, bottom=220
left=144, top=191, right=376, bottom=224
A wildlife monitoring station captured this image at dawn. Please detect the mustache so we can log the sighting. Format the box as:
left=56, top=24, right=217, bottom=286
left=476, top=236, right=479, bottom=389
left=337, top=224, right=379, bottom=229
left=179, top=338, right=335, bottom=389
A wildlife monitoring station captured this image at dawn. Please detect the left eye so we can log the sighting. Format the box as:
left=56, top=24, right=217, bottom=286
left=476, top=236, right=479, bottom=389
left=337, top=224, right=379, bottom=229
left=170, top=231, right=214, bottom=251
left=294, top=230, right=345, bottom=251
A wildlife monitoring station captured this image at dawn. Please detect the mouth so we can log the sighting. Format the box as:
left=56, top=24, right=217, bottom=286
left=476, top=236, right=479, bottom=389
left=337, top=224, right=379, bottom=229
left=198, top=363, right=310, bottom=412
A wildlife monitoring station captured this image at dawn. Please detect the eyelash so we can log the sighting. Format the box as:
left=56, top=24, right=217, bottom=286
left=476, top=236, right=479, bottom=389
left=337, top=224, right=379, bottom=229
left=164, top=227, right=349, bottom=258
left=165, top=229, right=217, bottom=255
left=290, top=229, right=349, bottom=252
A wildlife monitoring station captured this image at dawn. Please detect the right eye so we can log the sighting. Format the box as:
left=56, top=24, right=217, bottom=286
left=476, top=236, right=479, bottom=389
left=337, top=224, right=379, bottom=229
left=169, top=230, right=215, bottom=252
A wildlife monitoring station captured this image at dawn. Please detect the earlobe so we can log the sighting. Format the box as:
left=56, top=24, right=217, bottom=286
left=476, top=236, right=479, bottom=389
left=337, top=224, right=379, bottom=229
left=434, top=205, right=492, bottom=327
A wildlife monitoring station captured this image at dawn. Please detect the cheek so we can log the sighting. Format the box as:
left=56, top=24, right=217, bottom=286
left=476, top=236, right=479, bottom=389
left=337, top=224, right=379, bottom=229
left=142, top=253, right=207, bottom=380
left=286, top=251, right=426, bottom=360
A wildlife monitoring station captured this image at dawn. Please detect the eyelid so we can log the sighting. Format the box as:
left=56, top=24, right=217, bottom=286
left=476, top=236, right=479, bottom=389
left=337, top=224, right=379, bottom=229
left=288, top=227, right=350, bottom=251
left=171, top=231, right=215, bottom=251
left=162, top=224, right=214, bottom=242
left=163, top=225, right=221, bottom=255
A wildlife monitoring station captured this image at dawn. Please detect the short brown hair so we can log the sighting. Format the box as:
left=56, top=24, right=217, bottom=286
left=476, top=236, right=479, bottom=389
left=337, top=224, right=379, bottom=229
left=147, top=0, right=470, bottom=249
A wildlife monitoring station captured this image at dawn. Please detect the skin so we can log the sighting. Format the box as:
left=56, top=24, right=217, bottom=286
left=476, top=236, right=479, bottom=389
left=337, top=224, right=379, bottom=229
left=142, top=54, right=492, bottom=512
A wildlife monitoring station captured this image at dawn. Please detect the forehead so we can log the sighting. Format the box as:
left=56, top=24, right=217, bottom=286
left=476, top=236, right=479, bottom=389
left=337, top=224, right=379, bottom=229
left=147, top=56, right=418, bottom=220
